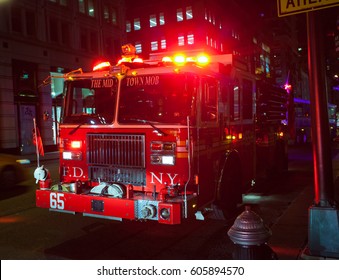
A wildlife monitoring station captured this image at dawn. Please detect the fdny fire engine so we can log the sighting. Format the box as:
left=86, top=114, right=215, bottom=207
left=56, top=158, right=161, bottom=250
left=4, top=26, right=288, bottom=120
left=35, top=45, right=288, bottom=225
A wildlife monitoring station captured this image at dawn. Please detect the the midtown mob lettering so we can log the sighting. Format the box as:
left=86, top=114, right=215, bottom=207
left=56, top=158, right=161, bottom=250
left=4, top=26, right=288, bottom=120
left=91, top=78, right=116, bottom=88
left=126, top=75, right=160, bottom=87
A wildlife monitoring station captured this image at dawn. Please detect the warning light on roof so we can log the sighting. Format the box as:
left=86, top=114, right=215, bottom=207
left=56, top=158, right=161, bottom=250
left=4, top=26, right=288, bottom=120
left=162, top=53, right=210, bottom=66
left=196, top=54, right=209, bottom=65
left=93, top=61, right=111, bottom=71
left=173, top=55, right=186, bottom=65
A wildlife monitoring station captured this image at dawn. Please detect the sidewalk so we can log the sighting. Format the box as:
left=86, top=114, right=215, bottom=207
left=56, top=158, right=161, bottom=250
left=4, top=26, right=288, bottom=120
left=267, top=146, right=339, bottom=260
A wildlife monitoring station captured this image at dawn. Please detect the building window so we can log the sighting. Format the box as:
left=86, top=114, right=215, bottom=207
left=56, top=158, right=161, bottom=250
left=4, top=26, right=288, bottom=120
left=104, top=5, right=109, bottom=22
left=187, top=33, right=194, bottom=45
left=88, top=0, right=94, bottom=17
left=186, top=6, right=193, bottom=20
left=135, top=43, right=142, bottom=54
left=126, top=20, right=131, bottom=32
left=26, top=10, right=36, bottom=37
left=150, top=14, right=157, bottom=27
left=151, top=41, right=158, bottom=51
left=78, top=0, right=85, bottom=13
left=112, top=8, right=117, bottom=25
left=78, top=0, right=95, bottom=17
left=159, top=12, right=165, bottom=25
left=134, top=18, right=141, bottom=30
left=104, top=5, right=118, bottom=25
left=49, top=0, right=68, bottom=5
left=90, top=31, right=98, bottom=52
left=178, top=34, right=185, bottom=46
left=177, top=8, right=183, bottom=22
left=80, top=28, right=88, bottom=50
left=49, top=18, right=59, bottom=42
left=61, top=22, right=70, bottom=46
left=11, top=6, right=22, bottom=33
left=161, top=39, right=166, bottom=50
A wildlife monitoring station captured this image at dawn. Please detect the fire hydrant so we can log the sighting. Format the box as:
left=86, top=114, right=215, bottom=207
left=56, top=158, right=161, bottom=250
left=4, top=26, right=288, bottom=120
left=227, top=205, right=277, bottom=259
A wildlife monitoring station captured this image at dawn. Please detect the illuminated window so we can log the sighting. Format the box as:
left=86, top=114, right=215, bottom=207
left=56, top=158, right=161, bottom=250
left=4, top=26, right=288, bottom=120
left=150, top=14, right=157, bottom=27
left=187, top=33, right=194, bottom=45
left=88, top=0, right=94, bottom=17
left=112, top=9, right=117, bottom=25
left=161, top=39, right=166, bottom=49
left=104, top=5, right=117, bottom=25
left=126, top=21, right=131, bottom=32
left=186, top=6, right=193, bottom=20
left=151, top=41, right=158, bottom=51
left=177, top=8, right=183, bottom=21
left=135, top=43, right=142, bottom=53
left=104, top=6, right=109, bottom=22
left=78, top=0, right=85, bottom=13
left=49, top=0, right=67, bottom=5
left=134, top=18, right=141, bottom=30
left=178, top=35, right=185, bottom=46
left=159, top=12, right=165, bottom=25
left=78, top=0, right=94, bottom=17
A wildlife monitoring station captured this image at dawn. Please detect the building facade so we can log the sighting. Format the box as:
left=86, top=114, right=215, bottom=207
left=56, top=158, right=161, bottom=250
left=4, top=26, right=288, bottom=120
left=0, top=0, right=125, bottom=154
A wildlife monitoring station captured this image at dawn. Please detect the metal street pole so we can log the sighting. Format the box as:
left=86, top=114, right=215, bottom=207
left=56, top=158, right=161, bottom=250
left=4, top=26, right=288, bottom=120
left=307, top=10, right=339, bottom=258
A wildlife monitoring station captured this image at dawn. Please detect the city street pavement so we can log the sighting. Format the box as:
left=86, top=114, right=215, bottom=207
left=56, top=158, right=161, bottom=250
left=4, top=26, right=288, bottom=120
left=267, top=144, right=339, bottom=260
left=15, top=145, right=339, bottom=260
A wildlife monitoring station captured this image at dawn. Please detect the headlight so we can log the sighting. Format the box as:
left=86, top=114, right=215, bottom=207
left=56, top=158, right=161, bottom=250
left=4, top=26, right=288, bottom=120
left=62, top=151, right=82, bottom=160
left=150, top=155, right=175, bottom=165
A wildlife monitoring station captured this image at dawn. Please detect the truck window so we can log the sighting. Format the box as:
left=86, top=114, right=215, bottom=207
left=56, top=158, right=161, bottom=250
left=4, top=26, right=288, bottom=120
left=63, top=78, right=117, bottom=124
left=201, top=77, right=218, bottom=122
left=118, top=74, right=196, bottom=125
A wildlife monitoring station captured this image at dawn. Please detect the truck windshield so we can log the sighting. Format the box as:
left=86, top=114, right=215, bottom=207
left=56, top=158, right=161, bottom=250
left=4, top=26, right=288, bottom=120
left=62, top=78, right=117, bottom=124
left=118, top=74, right=196, bottom=125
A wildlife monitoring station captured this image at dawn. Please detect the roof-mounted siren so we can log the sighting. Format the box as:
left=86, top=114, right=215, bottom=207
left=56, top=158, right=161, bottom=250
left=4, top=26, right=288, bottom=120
left=117, top=44, right=143, bottom=65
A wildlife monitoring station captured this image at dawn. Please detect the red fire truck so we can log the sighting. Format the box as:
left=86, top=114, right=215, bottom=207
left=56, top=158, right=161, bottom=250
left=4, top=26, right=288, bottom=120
left=35, top=45, right=288, bottom=225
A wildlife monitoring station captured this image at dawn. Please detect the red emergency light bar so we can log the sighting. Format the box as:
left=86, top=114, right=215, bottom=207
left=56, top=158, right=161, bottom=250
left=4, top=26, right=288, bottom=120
left=93, top=53, right=210, bottom=72
left=162, top=54, right=210, bottom=66
left=93, top=61, right=111, bottom=71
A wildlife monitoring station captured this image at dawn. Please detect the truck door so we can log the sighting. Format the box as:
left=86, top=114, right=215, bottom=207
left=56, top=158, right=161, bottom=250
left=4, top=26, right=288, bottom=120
left=196, top=76, right=220, bottom=207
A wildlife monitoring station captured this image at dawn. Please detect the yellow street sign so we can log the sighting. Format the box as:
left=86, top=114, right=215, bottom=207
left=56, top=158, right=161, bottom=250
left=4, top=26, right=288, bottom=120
left=277, top=0, right=339, bottom=17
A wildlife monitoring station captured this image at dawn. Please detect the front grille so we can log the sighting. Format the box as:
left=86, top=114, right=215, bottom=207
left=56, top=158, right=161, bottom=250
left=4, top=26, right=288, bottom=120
left=87, top=134, right=146, bottom=186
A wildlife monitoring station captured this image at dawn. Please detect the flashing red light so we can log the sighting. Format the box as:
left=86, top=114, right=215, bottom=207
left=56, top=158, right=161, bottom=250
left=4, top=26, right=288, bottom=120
left=93, top=61, right=111, bottom=71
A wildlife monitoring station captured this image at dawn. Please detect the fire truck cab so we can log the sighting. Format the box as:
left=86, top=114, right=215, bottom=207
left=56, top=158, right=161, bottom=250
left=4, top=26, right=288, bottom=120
left=35, top=45, right=288, bottom=225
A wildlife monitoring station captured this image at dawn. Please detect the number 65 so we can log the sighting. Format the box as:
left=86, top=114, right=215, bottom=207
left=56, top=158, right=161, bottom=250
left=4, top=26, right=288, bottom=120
left=50, top=193, right=65, bottom=209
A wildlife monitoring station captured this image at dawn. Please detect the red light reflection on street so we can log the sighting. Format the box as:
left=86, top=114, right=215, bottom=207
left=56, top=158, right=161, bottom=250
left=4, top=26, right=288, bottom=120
left=0, top=216, right=24, bottom=223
